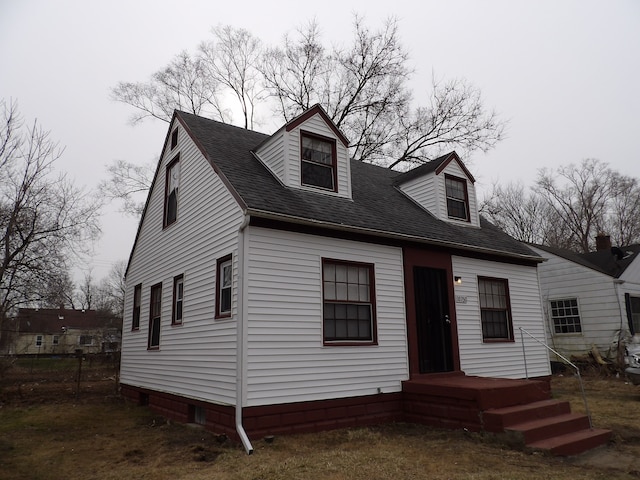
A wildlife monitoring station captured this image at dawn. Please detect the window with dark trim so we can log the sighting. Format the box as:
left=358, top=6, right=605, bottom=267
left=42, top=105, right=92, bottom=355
left=52, top=335, right=59, bottom=346
left=171, top=128, right=178, bottom=150
left=478, top=277, right=513, bottom=341
left=550, top=298, right=582, bottom=334
left=172, top=275, right=184, bottom=325
left=300, top=131, right=337, bottom=191
left=79, top=335, right=94, bottom=346
left=132, top=283, right=142, bottom=330
left=148, top=283, right=162, bottom=349
left=445, top=174, right=470, bottom=221
left=322, top=259, right=376, bottom=344
left=626, top=294, right=640, bottom=335
left=216, top=255, right=232, bottom=318
left=164, top=156, right=180, bottom=227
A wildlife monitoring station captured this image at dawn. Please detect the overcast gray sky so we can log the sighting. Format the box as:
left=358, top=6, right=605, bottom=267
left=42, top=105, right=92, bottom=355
left=1, top=0, right=639, bottom=281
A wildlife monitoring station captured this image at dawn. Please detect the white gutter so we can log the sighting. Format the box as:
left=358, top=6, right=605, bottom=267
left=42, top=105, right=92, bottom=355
left=236, top=214, right=253, bottom=454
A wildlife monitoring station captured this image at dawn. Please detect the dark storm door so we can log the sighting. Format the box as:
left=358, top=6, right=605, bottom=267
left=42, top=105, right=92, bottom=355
left=414, top=267, right=454, bottom=373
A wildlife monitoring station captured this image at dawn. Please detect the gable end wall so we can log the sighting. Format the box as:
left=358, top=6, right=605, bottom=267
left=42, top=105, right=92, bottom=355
left=121, top=124, right=244, bottom=406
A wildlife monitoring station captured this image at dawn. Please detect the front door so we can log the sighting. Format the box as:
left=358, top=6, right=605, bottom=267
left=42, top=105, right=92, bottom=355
left=413, top=266, right=454, bottom=373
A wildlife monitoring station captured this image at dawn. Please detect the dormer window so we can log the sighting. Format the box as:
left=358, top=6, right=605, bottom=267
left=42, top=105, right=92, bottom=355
left=445, top=174, right=469, bottom=221
left=300, top=131, right=337, bottom=191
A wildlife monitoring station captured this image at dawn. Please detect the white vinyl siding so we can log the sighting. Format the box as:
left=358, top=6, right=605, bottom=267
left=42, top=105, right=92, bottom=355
left=121, top=123, right=243, bottom=406
left=254, top=131, right=285, bottom=182
left=397, top=174, right=438, bottom=216
left=530, top=246, right=640, bottom=360
left=244, top=227, right=407, bottom=406
left=452, top=256, right=549, bottom=378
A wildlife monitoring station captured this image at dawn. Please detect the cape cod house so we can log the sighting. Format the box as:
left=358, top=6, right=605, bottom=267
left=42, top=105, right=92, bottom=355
left=529, top=239, right=640, bottom=365
left=120, top=105, right=610, bottom=455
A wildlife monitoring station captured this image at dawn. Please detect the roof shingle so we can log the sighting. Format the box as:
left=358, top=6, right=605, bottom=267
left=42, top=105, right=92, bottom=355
left=176, top=111, right=540, bottom=262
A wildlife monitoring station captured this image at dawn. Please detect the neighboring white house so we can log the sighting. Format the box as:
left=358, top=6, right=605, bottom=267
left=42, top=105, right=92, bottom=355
left=120, top=105, right=550, bottom=451
left=530, top=239, right=640, bottom=364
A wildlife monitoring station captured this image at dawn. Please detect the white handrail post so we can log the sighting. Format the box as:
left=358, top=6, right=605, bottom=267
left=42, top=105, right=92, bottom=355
left=520, top=327, right=529, bottom=379
left=518, top=327, right=593, bottom=429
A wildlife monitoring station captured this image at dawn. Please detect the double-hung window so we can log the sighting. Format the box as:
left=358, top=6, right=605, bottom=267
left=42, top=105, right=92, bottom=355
left=35, top=335, right=43, bottom=347
left=164, top=156, right=180, bottom=227
left=550, top=298, right=582, bottom=334
left=478, top=277, right=513, bottom=341
left=148, top=283, right=162, bottom=349
left=322, top=259, right=376, bottom=344
left=172, top=275, right=184, bottom=325
left=445, top=174, right=469, bottom=221
left=301, top=131, right=337, bottom=191
left=132, top=283, right=142, bottom=330
left=216, top=256, right=232, bottom=318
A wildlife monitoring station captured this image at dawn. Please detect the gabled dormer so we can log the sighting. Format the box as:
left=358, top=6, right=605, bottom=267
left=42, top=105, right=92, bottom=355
left=254, top=104, right=352, bottom=199
left=394, top=151, right=480, bottom=227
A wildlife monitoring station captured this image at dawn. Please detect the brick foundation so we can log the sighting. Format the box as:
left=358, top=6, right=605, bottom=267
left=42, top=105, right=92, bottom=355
left=120, top=384, right=402, bottom=441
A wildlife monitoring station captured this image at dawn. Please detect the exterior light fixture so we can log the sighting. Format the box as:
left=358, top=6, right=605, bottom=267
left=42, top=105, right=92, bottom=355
left=454, top=276, right=462, bottom=285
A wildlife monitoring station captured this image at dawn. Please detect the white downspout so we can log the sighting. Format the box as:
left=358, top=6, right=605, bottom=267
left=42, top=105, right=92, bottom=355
left=236, top=214, right=253, bottom=454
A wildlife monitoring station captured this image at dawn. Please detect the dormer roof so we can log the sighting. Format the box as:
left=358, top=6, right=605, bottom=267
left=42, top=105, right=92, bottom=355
left=393, top=151, right=475, bottom=186
left=284, top=104, right=350, bottom=147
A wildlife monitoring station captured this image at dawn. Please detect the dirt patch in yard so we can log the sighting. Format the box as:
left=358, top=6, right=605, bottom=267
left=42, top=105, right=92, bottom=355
left=1, top=360, right=640, bottom=480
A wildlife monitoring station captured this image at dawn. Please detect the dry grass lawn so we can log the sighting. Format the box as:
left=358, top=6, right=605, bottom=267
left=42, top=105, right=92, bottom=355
left=1, top=358, right=639, bottom=479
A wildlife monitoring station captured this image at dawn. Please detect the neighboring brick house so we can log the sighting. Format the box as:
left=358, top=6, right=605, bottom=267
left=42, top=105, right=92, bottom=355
left=5, top=308, right=122, bottom=356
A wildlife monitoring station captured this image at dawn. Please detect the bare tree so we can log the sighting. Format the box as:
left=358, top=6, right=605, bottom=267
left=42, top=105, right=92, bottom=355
left=111, top=51, right=229, bottom=125
left=98, top=159, right=154, bottom=217
left=261, top=16, right=414, bottom=164
left=200, top=25, right=263, bottom=129
left=604, top=173, right=640, bottom=247
left=480, top=181, right=555, bottom=244
left=484, top=159, right=640, bottom=253
left=536, top=159, right=614, bottom=253
left=97, top=260, right=126, bottom=319
left=108, top=17, right=506, bottom=212
left=41, top=269, right=77, bottom=309
left=0, top=100, right=100, bottom=343
left=389, top=77, right=505, bottom=168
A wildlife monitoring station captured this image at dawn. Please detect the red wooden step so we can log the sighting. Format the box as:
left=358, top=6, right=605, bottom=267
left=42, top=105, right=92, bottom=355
left=527, top=428, right=612, bottom=456
left=505, top=413, right=591, bottom=444
left=482, top=399, right=571, bottom=432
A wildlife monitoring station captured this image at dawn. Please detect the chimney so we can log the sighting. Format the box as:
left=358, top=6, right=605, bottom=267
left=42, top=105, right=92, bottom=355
left=595, top=233, right=611, bottom=251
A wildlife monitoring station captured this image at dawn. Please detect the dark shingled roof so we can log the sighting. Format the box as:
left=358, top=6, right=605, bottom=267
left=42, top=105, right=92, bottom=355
left=175, top=110, right=540, bottom=262
left=15, top=309, right=118, bottom=333
left=533, top=244, right=640, bottom=278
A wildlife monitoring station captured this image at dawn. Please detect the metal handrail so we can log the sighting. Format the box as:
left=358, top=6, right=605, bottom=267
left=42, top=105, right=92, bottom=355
left=519, top=327, right=592, bottom=428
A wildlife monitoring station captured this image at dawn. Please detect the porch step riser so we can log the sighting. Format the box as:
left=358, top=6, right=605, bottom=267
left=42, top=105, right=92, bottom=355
left=506, top=414, right=592, bottom=444
left=527, top=429, right=612, bottom=456
left=483, top=400, right=572, bottom=432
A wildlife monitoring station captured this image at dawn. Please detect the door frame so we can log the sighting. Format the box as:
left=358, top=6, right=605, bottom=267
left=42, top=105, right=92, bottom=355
left=403, top=247, right=461, bottom=377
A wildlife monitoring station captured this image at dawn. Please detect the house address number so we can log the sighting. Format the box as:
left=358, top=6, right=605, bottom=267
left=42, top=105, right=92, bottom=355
left=455, top=295, right=468, bottom=304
